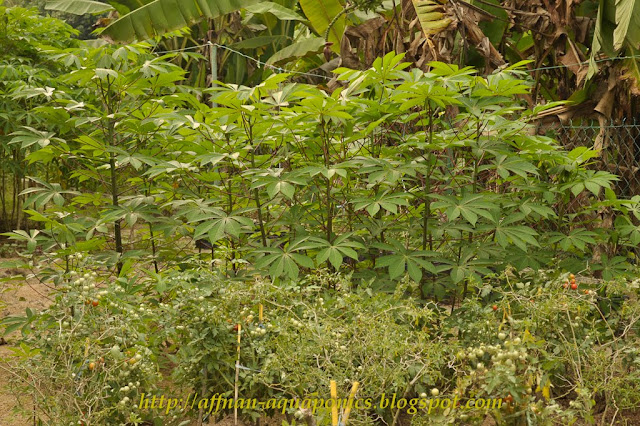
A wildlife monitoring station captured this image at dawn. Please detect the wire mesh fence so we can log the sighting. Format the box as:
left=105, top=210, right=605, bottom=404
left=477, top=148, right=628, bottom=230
left=545, top=119, right=640, bottom=198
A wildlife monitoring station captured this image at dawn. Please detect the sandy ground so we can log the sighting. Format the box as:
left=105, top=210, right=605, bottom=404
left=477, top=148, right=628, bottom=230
left=0, top=262, right=52, bottom=426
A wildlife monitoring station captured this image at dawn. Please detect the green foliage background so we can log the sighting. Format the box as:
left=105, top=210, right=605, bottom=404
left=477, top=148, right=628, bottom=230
left=2, top=7, right=640, bottom=426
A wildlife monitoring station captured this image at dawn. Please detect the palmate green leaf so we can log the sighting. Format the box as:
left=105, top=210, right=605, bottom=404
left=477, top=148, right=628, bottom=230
left=316, top=247, right=340, bottom=270
left=145, top=160, right=199, bottom=178
left=518, top=199, right=556, bottom=219
left=492, top=154, right=538, bottom=179
left=376, top=255, right=406, bottom=279
left=349, top=157, right=416, bottom=187
left=548, top=229, right=598, bottom=251
left=266, top=38, right=325, bottom=65
left=615, top=216, right=640, bottom=245
left=10, top=86, right=57, bottom=100
left=94, top=68, right=119, bottom=80
left=249, top=172, right=307, bottom=200
left=592, top=254, right=630, bottom=280
left=0, top=314, right=35, bottom=337
left=1, top=230, right=42, bottom=253
left=474, top=76, right=531, bottom=98
left=266, top=181, right=295, bottom=200
left=563, top=170, right=618, bottom=197
left=10, top=127, right=64, bottom=149
left=116, top=153, right=157, bottom=170
left=352, top=191, right=411, bottom=216
left=303, top=234, right=364, bottom=270
left=101, top=0, right=260, bottom=43
left=20, top=178, right=79, bottom=208
left=177, top=200, right=226, bottom=223
left=197, top=153, right=228, bottom=166
left=374, top=239, right=436, bottom=282
left=301, top=165, right=349, bottom=179
left=45, top=0, right=115, bottom=15
left=427, top=61, right=477, bottom=78
left=193, top=214, right=253, bottom=241
left=395, top=81, right=460, bottom=110
left=255, top=251, right=305, bottom=280
left=430, top=193, right=496, bottom=226
left=567, top=146, right=601, bottom=164
left=377, top=255, right=434, bottom=282
left=299, top=0, right=345, bottom=53
left=434, top=246, right=494, bottom=285
left=254, top=238, right=314, bottom=280
left=494, top=224, right=540, bottom=251
left=618, top=195, right=640, bottom=220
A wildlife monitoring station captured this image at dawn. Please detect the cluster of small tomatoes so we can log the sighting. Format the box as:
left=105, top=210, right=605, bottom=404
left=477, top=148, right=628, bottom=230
left=563, top=274, right=578, bottom=290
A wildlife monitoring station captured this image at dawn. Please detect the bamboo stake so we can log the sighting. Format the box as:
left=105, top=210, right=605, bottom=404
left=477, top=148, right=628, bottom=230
left=209, top=41, right=218, bottom=108
left=341, top=382, right=359, bottom=426
left=234, top=324, right=241, bottom=426
left=330, top=380, right=338, bottom=426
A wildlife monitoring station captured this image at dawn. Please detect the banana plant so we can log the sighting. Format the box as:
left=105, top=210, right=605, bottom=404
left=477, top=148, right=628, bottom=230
left=46, top=0, right=326, bottom=84
left=588, top=0, right=640, bottom=86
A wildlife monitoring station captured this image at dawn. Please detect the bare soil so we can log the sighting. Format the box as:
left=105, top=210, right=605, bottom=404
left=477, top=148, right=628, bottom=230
left=0, top=262, right=52, bottom=426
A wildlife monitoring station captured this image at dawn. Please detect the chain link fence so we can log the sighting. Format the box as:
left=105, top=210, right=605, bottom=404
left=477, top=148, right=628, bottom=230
left=545, top=119, right=640, bottom=198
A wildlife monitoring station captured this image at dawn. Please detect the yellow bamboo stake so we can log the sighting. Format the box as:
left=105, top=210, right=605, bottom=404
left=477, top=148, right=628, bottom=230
left=259, top=304, right=263, bottom=322
left=234, top=324, right=241, bottom=426
left=341, top=382, right=360, bottom=426
left=330, top=380, right=338, bottom=426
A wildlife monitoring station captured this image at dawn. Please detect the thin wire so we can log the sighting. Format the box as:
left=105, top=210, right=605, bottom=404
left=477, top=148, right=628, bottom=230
left=152, top=41, right=640, bottom=77
left=153, top=44, right=206, bottom=54
left=155, top=41, right=331, bottom=80
left=523, top=55, right=640, bottom=73
left=216, top=42, right=331, bottom=80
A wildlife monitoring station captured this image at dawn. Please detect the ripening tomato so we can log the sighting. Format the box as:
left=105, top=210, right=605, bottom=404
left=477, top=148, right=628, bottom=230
left=571, top=283, right=578, bottom=290
left=504, top=395, right=513, bottom=403
left=92, top=300, right=99, bottom=307
left=492, top=305, right=498, bottom=311
left=88, top=362, right=96, bottom=371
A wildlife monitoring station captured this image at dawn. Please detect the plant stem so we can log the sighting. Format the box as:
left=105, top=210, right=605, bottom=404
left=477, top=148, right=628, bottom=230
left=250, top=150, right=268, bottom=247
left=109, top=152, right=123, bottom=274
left=323, top=5, right=356, bottom=42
